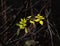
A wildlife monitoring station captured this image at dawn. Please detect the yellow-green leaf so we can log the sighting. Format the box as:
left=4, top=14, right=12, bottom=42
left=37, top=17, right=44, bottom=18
left=25, top=28, right=28, bottom=33
left=24, top=18, right=27, bottom=23
left=30, top=20, right=35, bottom=25
left=35, top=13, right=45, bottom=20
left=23, top=24, right=27, bottom=26
left=19, top=25, right=25, bottom=29
left=37, top=14, right=41, bottom=16
left=27, top=16, right=32, bottom=19
left=16, top=24, right=20, bottom=26
left=35, top=14, right=40, bottom=18
left=39, top=21, right=43, bottom=25
left=34, top=19, right=40, bottom=22
left=40, top=16, right=45, bottom=19
left=19, top=21, right=23, bottom=24
left=35, top=16, right=39, bottom=18
left=21, top=18, right=23, bottom=21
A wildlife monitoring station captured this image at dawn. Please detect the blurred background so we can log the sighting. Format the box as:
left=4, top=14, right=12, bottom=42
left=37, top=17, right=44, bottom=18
left=0, top=0, right=60, bottom=46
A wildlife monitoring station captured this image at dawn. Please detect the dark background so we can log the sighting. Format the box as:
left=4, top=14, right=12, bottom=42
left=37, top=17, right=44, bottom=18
left=0, top=0, right=60, bottom=46
left=52, top=0, right=60, bottom=33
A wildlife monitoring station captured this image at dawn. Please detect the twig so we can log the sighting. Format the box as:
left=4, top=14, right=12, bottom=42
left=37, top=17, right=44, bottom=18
left=22, top=0, right=41, bottom=12
left=45, top=9, right=53, bottom=46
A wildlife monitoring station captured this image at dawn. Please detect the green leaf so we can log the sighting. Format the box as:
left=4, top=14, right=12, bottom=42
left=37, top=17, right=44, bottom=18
left=19, top=25, right=25, bottom=29
left=27, top=16, right=32, bottom=19
left=25, top=28, right=28, bottom=33
left=39, top=20, right=43, bottom=25
left=16, top=24, right=20, bottom=26
left=30, top=20, right=35, bottom=25
left=34, top=19, right=40, bottom=22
